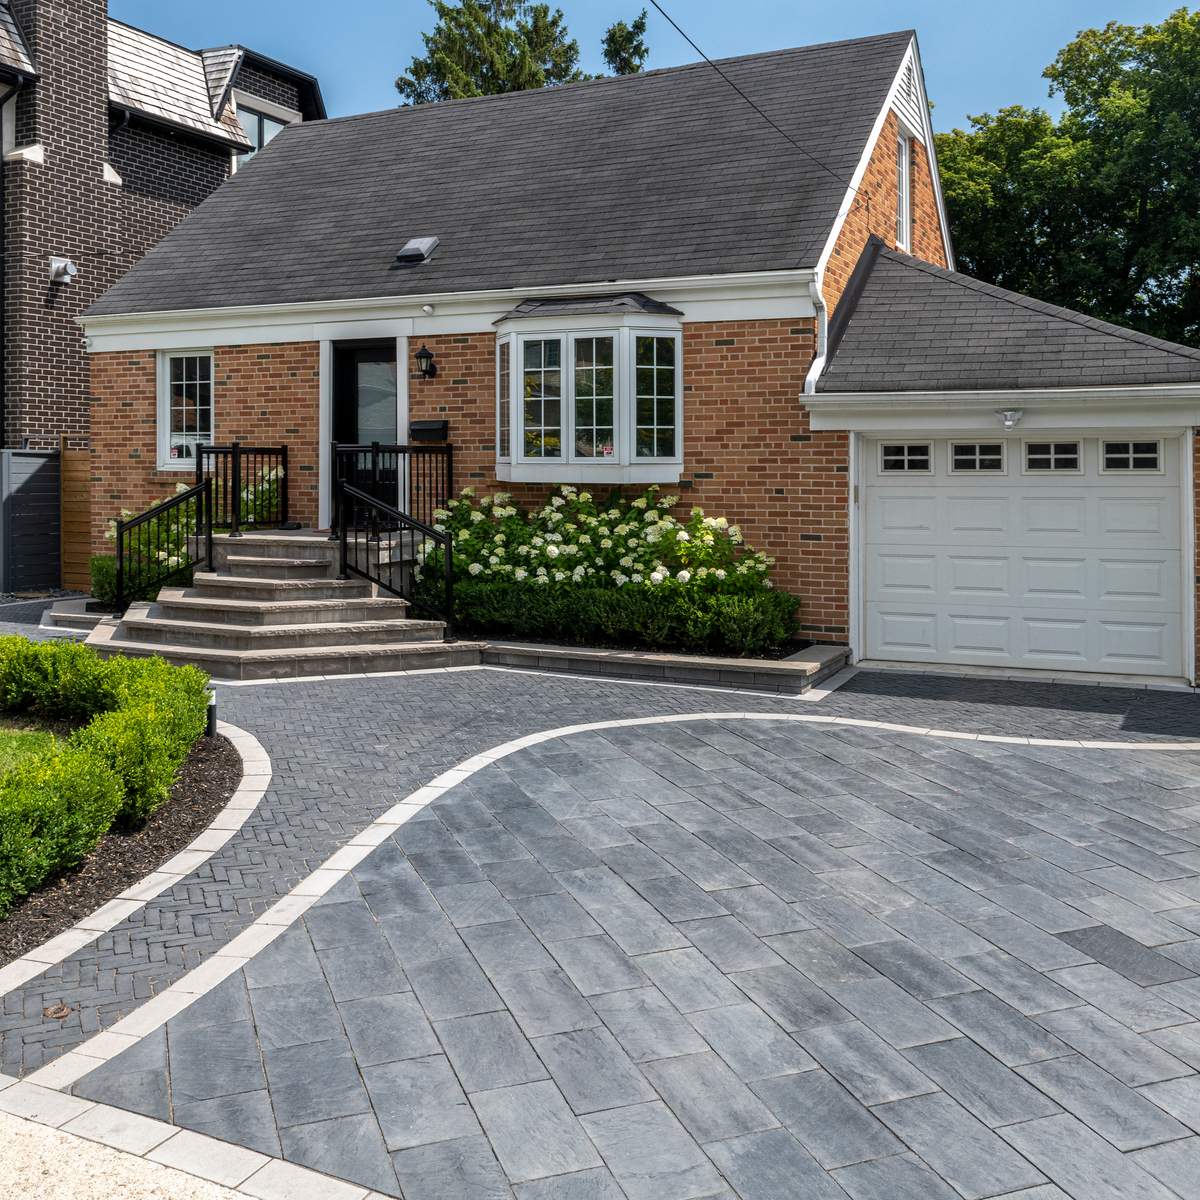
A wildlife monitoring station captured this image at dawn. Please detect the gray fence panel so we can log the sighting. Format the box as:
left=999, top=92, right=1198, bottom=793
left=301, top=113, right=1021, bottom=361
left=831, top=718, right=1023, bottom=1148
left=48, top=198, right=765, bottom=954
left=0, top=450, right=61, bottom=592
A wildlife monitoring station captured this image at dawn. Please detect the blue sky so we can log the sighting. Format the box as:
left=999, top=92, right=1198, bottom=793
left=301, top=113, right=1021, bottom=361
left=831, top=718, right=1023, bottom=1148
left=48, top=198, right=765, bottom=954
left=111, top=1, right=1179, bottom=130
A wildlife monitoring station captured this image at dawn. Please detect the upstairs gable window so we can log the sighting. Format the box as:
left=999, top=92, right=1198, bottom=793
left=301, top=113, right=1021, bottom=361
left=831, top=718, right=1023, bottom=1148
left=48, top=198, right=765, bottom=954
left=495, top=316, right=682, bottom=483
left=236, top=107, right=287, bottom=165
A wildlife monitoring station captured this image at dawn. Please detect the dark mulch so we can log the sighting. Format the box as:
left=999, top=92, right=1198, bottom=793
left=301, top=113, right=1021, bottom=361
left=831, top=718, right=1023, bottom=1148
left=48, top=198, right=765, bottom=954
left=0, top=734, right=242, bottom=966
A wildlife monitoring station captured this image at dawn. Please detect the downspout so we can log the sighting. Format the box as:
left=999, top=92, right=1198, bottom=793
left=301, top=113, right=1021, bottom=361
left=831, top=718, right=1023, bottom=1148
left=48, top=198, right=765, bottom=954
left=803, top=270, right=827, bottom=395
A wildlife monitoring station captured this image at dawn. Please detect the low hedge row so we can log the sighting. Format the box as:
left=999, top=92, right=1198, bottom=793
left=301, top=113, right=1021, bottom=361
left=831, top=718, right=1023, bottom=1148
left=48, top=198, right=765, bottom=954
left=445, top=579, right=800, bottom=657
left=0, top=639, right=210, bottom=917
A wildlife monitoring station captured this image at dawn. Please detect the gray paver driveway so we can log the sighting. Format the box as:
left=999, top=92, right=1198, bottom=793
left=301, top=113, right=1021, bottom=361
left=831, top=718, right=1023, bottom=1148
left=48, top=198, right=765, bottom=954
left=70, top=702, right=1200, bottom=1200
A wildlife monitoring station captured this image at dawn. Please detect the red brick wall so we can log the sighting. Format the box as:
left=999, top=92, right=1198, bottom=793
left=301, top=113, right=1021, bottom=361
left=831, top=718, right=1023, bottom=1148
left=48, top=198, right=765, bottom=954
left=89, top=343, right=319, bottom=551
left=406, top=323, right=849, bottom=642
left=823, top=110, right=949, bottom=317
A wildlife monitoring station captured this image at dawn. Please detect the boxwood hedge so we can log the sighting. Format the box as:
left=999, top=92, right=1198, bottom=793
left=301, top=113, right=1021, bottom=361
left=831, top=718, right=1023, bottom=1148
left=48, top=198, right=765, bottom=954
left=0, top=639, right=210, bottom=917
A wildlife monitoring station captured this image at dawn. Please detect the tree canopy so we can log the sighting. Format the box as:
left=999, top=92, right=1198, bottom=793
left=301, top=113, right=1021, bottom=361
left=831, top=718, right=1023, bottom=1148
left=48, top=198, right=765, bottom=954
left=935, top=7, right=1200, bottom=347
left=397, top=1, right=650, bottom=106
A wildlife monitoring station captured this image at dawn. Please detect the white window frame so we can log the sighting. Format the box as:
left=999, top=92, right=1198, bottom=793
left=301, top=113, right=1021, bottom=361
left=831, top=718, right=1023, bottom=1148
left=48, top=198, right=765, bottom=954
left=1100, top=438, right=1164, bottom=474
left=879, top=442, right=931, bottom=474
left=496, top=335, right=512, bottom=461
left=895, top=132, right=912, bottom=252
left=1023, top=440, right=1082, bottom=474
left=498, top=320, right=683, bottom=482
left=949, top=441, right=1007, bottom=474
left=156, top=349, right=214, bottom=472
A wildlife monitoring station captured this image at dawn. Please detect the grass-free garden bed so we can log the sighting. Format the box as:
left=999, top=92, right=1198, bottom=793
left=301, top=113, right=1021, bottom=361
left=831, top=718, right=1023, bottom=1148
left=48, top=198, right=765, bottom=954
left=0, top=733, right=240, bottom=966
left=0, top=638, right=211, bottom=921
left=418, top=486, right=800, bottom=657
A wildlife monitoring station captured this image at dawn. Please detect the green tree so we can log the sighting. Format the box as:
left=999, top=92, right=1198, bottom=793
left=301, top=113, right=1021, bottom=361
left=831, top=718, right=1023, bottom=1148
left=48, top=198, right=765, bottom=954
left=602, top=8, right=649, bottom=75
left=935, top=7, right=1200, bottom=346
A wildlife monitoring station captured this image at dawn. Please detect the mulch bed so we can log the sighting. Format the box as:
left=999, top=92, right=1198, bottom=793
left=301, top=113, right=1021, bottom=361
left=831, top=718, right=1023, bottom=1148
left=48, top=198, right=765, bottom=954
left=0, top=734, right=243, bottom=967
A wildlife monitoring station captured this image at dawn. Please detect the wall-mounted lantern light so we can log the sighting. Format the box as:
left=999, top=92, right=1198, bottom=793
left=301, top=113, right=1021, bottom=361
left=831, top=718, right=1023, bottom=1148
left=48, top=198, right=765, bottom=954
left=414, top=344, right=438, bottom=379
left=995, top=408, right=1024, bottom=430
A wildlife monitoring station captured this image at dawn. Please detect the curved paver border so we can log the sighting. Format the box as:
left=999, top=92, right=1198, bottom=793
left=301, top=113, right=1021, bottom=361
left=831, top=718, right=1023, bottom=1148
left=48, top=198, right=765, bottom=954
left=0, top=722, right=271, bottom=1051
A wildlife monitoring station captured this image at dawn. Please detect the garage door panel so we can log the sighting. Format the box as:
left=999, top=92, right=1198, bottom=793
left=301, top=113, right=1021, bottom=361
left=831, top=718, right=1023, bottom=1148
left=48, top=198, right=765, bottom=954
left=863, top=437, right=1184, bottom=677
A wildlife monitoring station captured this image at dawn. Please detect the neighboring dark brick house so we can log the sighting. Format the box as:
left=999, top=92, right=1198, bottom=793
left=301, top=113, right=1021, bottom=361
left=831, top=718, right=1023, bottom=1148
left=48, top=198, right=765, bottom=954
left=0, top=0, right=323, bottom=452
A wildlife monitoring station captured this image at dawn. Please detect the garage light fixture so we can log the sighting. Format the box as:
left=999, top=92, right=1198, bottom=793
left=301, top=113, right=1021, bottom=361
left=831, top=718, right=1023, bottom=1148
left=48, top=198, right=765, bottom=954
left=995, top=408, right=1024, bottom=430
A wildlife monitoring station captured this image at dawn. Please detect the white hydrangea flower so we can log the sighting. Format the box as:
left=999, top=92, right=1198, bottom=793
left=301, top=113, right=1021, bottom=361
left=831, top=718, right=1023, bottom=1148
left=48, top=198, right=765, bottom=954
left=715, top=568, right=727, bottom=580
left=631, top=498, right=647, bottom=509
left=601, top=539, right=613, bottom=549
left=619, top=555, right=633, bottom=568
left=650, top=570, right=665, bottom=584
left=676, top=530, right=690, bottom=542
left=468, top=562, right=484, bottom=575
left=579, top=491, right=592, bottom=502
left=677, top=569, right=691, bottom=583
left=488, top=555, right=500, bottom=566
left=550, top=495, right=565, bottom=507
left=470, top=511, right=484, bottom=523
left=457, top=529, right=470, bottom=541
left=514, top=567, right=528, bottom=580
left=546, top=544, right=560, bottom=558
left=535, top=574, right=549, bottom=584
left=630, top=573, right=643, bottom=583
left=553, top=570, right=567, bottom=582
left=613, top=572, right=629, bottom=586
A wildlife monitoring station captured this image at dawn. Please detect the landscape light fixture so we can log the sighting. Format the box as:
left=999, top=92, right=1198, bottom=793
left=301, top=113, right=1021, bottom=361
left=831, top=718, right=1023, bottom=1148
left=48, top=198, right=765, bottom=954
left=414, top=344, right=438, bottom=379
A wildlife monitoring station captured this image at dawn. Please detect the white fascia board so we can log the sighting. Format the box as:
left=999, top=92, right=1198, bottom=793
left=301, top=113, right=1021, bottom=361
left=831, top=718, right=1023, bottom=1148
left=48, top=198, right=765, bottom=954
left=806, top=384, right=1200, bottom=433
left=81, top=269, right=816, bottom=353
left=909, top=34, right=955, bottom=271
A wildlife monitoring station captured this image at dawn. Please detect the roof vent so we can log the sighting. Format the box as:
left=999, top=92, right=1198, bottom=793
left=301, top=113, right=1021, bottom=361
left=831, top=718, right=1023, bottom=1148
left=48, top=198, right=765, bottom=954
left=395, top=236, right=439, bottom=265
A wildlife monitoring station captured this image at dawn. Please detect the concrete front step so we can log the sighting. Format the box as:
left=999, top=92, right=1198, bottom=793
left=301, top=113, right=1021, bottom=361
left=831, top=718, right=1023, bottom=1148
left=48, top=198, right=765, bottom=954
left=210, top=533, right=341, bottom=569
left=121, top=612, right=448, bottom=652
left=190, top=572, right=374, bottom=602
left=224, top=555, right=335, bottom=580
left=156, top=588, right=412, bottom=627
left=88, top=617, right=482, bottom=680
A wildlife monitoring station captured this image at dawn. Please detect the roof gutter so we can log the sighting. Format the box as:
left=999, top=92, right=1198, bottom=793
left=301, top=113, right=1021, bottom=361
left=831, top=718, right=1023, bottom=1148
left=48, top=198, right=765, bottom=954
left=804, top=383, right=1200, bottom=410
left=109, top=102, right=251, bottom=153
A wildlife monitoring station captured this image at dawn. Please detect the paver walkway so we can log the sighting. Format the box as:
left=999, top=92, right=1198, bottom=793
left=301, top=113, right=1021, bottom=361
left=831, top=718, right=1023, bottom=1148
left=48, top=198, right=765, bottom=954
left=62, top=694, right=1200, bottom=1200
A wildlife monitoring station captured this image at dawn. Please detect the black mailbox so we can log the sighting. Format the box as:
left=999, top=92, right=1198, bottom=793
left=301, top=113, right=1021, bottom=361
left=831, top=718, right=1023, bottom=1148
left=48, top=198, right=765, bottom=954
left=409, top=419, right=449, bottom=443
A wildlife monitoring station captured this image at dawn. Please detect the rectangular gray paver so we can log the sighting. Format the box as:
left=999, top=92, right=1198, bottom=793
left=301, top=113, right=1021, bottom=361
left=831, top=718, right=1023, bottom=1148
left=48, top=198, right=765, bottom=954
left=831, top=1152, right=959, bottom=1200
left=727, top=963, right=850, bottom=1033
left=1146, top=1022, right=1200, bottom=1069
left=1074, top=894, right=1192, bottom=947
left=379, top=911, right=468, bottom=967
left=631, top=875, right=729, bottom=923
left=882, top=906, right=995, bottom=959
left=873, top=1091, right=1047, bottom=1198
left=1130, top=1137, right=1200, bottom=1197
left=984, top=884, right=1096, bottom=933
left=966, top=914, right=1092, bottom=972
left=796, top=896, right=895, bottom=948
left=589, top=986, right=708, bottom=1063
left=515, top=894, right=603, bottom=942
left=1048, top=963, right=1191, bottom=1032
left=472, top=1079, right=602, bottom=1182
left=854, top=938, right=978, bottom=999
left=261, top=1039, right=371, bottom=1130
left=903, top=1037, right=1062, bottom=1128
left=950, top=949, right=1082, bottom=1016
left=390, top=1135, right=512, bottom=1200
left=559, top=868, right=689, bottom=954
left=167, top=1020, right=265, bottom=1104
left=432, top=881, right=520, bottom=927
left=714, top=885, right=810, bottom=935
left=513, top=1166, right=626, bottom=1199
left=794, top=1021, right=937, bottom=1106
left=247, top=979, right=343, bottom=1051
left=1057, top=925, right=1197, bottom=985
left=317, top=934, right=410, bottom=1003
left=824, top=977, right=961, bottom=1048
left=687, top=1001, right=815, bottom=1080
left=750, top=1069, right=902, bottom=1169
left=1137, top=1075, right=1200, bottom=1133
left=437, top=1011, right=548, bottom=1093
left=406, top=952, right=505, bottom=1021
left=486, top=858, right=563, bottom=900
left=462, top=920, right=559, bottom=977
left=1000, top=1114, right=1177, bottom=1199
left=278, top=1112, right=399, bottom=1196
left=1036, top=1005, right=1192, bottom=1087
left=930, top=991, right=1074, bottom=1066
left=548, top=934, right=646, bottom=996
left=641, top=1051, right=780, bottom=1143
left=580, top=1101, right=723, bottom=1200
left=676, top=916, right=781, bottom=972
left=532, top=1027, right=656, bottom=1114
left=705, top=1127, right=849, bottom=1200
left=339, top=992, right=440, bottom=1068
left=492, top=968, right=599, bottom=1038
left=1017, top=1055, right=1191, bottom=1150
left=363, top=1054, right=480, bottom=1151
left=172, top=1091, right=281, bottom=1160
left=634, top=948, right=744, bottom=1013
left=766, top=930, right=881, bottom=988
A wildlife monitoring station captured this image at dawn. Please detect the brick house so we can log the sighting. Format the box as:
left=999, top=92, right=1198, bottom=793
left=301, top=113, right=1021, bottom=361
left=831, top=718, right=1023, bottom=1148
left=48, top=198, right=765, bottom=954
left=80, top=30, right=1200, bottom=685
left=0, top=0, right=322, bottom=453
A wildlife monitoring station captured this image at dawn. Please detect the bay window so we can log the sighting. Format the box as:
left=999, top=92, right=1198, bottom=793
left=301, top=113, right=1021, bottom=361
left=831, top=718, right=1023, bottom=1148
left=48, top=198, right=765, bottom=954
left=495, top=318, right=683, bottom=482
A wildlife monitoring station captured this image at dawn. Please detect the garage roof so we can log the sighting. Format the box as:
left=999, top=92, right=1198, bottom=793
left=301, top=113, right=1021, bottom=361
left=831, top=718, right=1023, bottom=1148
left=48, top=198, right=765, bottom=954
left=87, top=31, right=914, bottom=317
left=818, top=237, right=1200, bottom=392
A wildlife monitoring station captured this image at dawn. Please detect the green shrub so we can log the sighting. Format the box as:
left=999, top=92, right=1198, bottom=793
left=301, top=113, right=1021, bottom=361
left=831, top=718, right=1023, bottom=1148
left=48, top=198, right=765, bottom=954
left=0, top=748, right=122, bottom=917
left=90, top=555, right=118, bottom=606
left=0, top=640, right=211, bottom=915
left=416, top=485, right=799, bottom=656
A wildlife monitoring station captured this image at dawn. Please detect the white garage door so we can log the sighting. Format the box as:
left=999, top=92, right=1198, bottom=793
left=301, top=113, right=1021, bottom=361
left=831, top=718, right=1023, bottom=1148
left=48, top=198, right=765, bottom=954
left=863, top=436, right=1184, bottom=677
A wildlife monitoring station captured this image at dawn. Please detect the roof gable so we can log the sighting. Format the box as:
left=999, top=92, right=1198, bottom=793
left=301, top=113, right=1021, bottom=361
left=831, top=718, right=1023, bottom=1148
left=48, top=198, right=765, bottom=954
left=89, top=31, right=914, bottom=318
left=817, top=238, right=1200, bottom=392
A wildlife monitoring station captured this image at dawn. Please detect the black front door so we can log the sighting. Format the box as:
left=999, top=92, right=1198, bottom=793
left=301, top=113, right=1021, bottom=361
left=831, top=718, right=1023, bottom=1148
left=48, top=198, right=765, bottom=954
left=333, top=342, right=398, bottom=445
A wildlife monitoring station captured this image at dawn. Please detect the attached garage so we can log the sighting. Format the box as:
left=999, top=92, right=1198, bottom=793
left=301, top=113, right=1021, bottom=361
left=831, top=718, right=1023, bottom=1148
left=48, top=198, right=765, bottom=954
left=862, top=436, right=1185, bottom=677
left=807, top=236, right=1200, bottom=685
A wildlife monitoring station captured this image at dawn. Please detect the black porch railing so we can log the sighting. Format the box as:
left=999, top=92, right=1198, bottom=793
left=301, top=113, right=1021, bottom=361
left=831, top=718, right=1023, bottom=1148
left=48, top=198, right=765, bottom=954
left=331, top=442, right=452, bottom=535
left=196, top=443, right=289, bottom=535
left=337, top=481, right=454, bottom=638
left=115, top=479, right=214, bottom=611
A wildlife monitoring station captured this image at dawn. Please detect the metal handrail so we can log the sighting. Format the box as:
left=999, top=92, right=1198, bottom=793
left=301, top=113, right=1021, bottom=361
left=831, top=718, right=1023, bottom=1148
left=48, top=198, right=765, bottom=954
left=115, top=479, right=213, bottom=611
left=330, top=441, right=453, bottom=536
left=336, top=481, right=454, bottom=639
left=196, top=442, right=289, bottom=534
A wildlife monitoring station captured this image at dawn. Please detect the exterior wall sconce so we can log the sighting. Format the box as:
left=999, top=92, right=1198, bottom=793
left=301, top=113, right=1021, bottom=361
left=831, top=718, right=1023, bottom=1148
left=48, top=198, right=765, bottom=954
left=49, top=256, right=78, bottom=285
left=995, top=408, right=1024, bottom=430
left=414, top=344, right=438, bottom=379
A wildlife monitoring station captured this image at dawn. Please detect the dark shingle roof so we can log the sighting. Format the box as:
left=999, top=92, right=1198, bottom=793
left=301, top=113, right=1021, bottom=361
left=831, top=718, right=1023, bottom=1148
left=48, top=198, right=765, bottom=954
left=817, top=238, right=1200, bottom=392
left=497, top=293, right=683, bottom=321
left=88, top=31, right=914, bottom=318
left=0, top=3, right=34, bottom=79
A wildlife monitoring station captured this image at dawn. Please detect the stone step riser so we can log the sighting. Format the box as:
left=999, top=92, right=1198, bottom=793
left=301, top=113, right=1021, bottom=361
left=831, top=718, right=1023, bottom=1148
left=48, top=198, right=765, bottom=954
left=191, top=576, right=374, bottom=603
left=210, top=537, right=342, bottom=569
left=156, top=598, right=411, bottom=627
left=224, top=559, right=335, bottom=581
left=121, top=619, right=445, bottom=652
